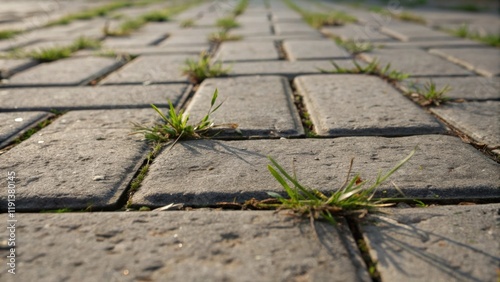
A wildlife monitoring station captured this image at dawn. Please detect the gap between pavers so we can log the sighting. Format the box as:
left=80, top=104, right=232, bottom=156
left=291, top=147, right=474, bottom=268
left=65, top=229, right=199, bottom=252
left=0, top=84, right=191, bottom=111
left=2, top=56, right=124, bottom=87
left=0, top=211, right=370, bottom=282
left=132, top=135, right=500, bottom=208
left=360, top=203, right=500, bottom=282
left=294, top=74, right=444, bottom=136
left=401, top=77, right=500, bottom=100
left=0, top=109, right=164, bottom=211
left=0, top=111, right=51, bottom=148
left=185, top=76, right=304, bottom=138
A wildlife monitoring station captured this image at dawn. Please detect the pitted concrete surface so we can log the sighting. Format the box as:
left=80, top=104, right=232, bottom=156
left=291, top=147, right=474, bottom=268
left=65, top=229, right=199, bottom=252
left=0, top=0, right=498, bottom=280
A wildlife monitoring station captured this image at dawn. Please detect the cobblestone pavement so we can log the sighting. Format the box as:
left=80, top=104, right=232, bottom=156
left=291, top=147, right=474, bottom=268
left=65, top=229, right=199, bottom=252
left=0, top=0, right=499, bottom=281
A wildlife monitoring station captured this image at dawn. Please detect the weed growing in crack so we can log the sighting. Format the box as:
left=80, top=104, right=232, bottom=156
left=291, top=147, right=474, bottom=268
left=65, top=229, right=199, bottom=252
left=319, top=60, right=409, bottom=82
left=260, top=148, right=416, bottom=225
left=303, top=11, right=356, bottom=28
left=208, top=31, right=242, bottom=43
left=180, top=19, right=195, bottom=28
left=0, top=30, right=20, bottom=40
left=448, top=24, right=500, bottom=47
left=233, top=0, right=249, bottom=16
left=337, top=39, right=374, bottom=54
left=22, top=36, right=101, bottom=62
left=182, top=52, right=230, bottom=84
left=409, top=81, right=451, bottom=106
left=216, top=17, right=240, bottom=30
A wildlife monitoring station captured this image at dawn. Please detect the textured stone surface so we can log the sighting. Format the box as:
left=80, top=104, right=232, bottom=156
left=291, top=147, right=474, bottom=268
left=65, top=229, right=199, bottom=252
left=0, top=84, right=189, bottom=111
left=0, top=109, right=155, bottom=211
left=361, top=204, right=500, bottom=282
left=431, top=101, right=500, bottom=149
left=230, top=60, right=359, bottom=79
left=284, top=40, right=351, bottom=60
left=402, top=77, right=500, bottom=100
left=100, top=55, right=194, bottom=84
left=379, top=22, right=459, bottom=42
left=133, top=136, right=499, bottom=207
left=429, top=48, right=500, bottom=77
left=0, top=58, right=37, bottom=79
left=102, top=34, right=167, bottom=48
left=380, top=39, right=482, bottom=49
left=360, top=49, right=473, bottom=77
left=295, top=74, right=443, bottom=136
left=321, top=25, right=395, bottom=42
left=0, top=111, right=50, bottom=147
left=274, top=22, right=320, bottom=35
left=0, top=211, right=370, bottom=282
left=214, top=41, right=279, bottom=62
left=229, top=23, right=272, bottom=36
left=4, top=57, right=123, bottom=86
left=186, top=76, right=303, bottom=138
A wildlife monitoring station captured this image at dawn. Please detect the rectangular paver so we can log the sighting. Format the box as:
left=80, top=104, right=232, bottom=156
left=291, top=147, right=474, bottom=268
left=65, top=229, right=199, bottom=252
left=361, top=204, right=500, bottom=282
left=133, top=136, right=499, bottom=207
left=295, top=74, right=444, bottom=136
left=0, top=109, right=155, bottom=211
left=274, top=22, right=321, bottom=35
left=379, top=22, right=461, bottom=42
left=0, top=58, right=37, bottom=79
left=0, top=211, right=370, bottom=282
left=0, top=111, right=51, bottom=148
left=186, top=76, right=304, bottom=138
left=321, top=25, right=395, bottom=42
left=214, top=41, right=279, bottom=62
left=429, top=47, right=500, bottom=77
left=0, top=84, right=190, bottom=111
left=4, top=57, right=124, bottom=86
left=359, top=49, right=473, bottom=77
left=284, top=39, right=352, bottom=60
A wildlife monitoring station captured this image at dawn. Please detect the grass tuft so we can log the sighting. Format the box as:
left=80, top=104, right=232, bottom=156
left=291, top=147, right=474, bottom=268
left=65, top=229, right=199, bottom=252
left=182, top=52, right=231, bottom=84
left=303, top=11, right=356, bottom=28
left=215, top=17, right=240, bottom=30
left=24, top=36, right=101, bottom=62
left=233, top=0, right=249, bottom=16
left=0, top=30, right=20, bottom=40
left=180, top=19, right=195, bottom=28
left=207, top=30, right=242, bottom=43
left=448, top=24, right=500, bottom=47
left=337, top=39, right=374, bottom=54
left=410, top=81, right=451, bottom=106
left=319, top=59, right=409, bottom=82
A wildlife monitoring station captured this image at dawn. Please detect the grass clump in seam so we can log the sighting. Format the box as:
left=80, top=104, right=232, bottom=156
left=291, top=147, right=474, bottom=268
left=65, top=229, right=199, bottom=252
left=216, top=17, right=240, bottom=30
left=208, top=30, right=242, bottom=43
left=303, top=11, right=356, bottom=28
left=0, top=30, right=20, bottom=40
left=449, top=24, right=500, bottom=47
left=233, top=0, right=249, bottom=16
left=180, top=19, right=195, bottom=28
left=336, top=39, right=374, bottom=54
left=319, top=60, right=409, bottom=82
left=26, top=36, right=101, bottom=62
left=262, top=149, right=416, bottom=225
left=409, top=80, right=451, bottom=106
left=182, top=52, right=230, bottom=84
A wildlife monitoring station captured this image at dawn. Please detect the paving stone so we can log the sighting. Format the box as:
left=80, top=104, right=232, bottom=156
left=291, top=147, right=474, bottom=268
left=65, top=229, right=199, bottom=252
left=274, top=22, right=321, bottom=35
left=295, top=74, right=443, bottom=136
left=0, top=84, right=189, bottom=111
left=0, top=111, right=50, bottom=148
left=76, top=44, right=208, bottom=57
left=0, top=109, right=156, bottom=211
left=102, top=34, right=167, bottom=48
left=0, top=58, right=37, bottom=79
left=284, top=39, right=351, bottom=60
left=321, top=25, right=395, bottom=42
left=4, top=57, right=124, bottom=86
left=359, top=49, right=473, bottom=77
left=133, top=135, right=499, bottom=207
left=360, top=204, right=500, bottom=282
left=230, top=24, right=273, bottom=37
left=431, top=101, right=500, bottom=150
left=271, top=11, right=303, bottom=22
left=379, top=22, right=460, bottom=42
left=186, top=76, right=303, bottom=138
left=0, top=211, right=370, bottom=282
left=159, top=34, right=209, bottom=46
left=236, top=33, right=324, bottom=41
left=429, top=47, right=500, bottom=77
left=402, top=77, right=500, bottom=100
left=214, top=41, right=279, bottom=62
left=379, top=39, right=483, bottom=49
left=230, top=59, right=359, bottom=79
left=100, top=55, right=194, bottom=85
left=237, top=14, right=271, bottom=24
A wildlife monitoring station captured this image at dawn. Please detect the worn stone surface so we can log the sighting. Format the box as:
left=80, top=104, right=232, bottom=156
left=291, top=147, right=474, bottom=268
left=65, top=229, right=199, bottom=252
left=0, top=58, right=37, bottom=79
left=402, top=76, right=500, bottom=100
left=429, top=47, right=500, bottom=77
left=0, top=111, right=50, bottom=147
left=0, top=211, right=370, bottom=282
left=230, top=59, right=359, bottom=79
left=431, top=101, right=500, bottom=149
left=4, top=57, right=123, bottom=86
left=274, top=22, right=321, bottom=35
left=160, top=34, right=210, bottom=46
left=0, top=109, right=155, bottom=211
left=380, top=39, right=482, bottom=49
left=100, top=55, right=194, bottom=84
left=0, top=84, right=189, bottom=111
left=229, top=23, right=272, bottom=36
left=361, top=204, right=500, bottom=282
left=186, top=76, right=303, bottom=138
left=133, top=136, right=499, bottom=207
left=360, top=49, right=473, bottom=77
left=284, top=39, right=351, bottom=60
left=214, top=41, right=279, bottom=62
left=379, top=22, right=459, bottom=42
left=295, top=74, right=444, bottom=136
left=321, top=25, right=395, bottom=42
left=102, top=34, right=167, bottom=48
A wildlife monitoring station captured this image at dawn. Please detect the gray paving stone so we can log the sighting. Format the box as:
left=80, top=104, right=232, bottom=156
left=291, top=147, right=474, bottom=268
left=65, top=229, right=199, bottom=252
left=360, top=204, right=500, bottom=282
left=274, top=22, right=321, bottom=35
left=102, top=34, right=167, bottom=48
left=0, top=211, right=370, bottom=282
left=379, top=22, right=460, bottom=42
left=0, top=111, right=50, bottom=148
left=431, top=101, right=500, bottom=150
left=236, top=33, right=324, bottom=41
left=229, top=23, right=272, bottom=36
left=0, top=109, right=155, bottom=211
left=359, top=49, right=473, bottom=77
left=186, top=76, right=303, bottom=138
left=0, top=84, right=189, bottom=111
left=0, top=58, right=37, bottom=79
left=159, top=34, right=209, bottom=46
left=271, top=11, right=303, bottom=22
left=429, top=48, right=500, bottom=77
left=133, top=135, right=499, bottom=207
left=380, top=39, right=483, bottom=49
left=4, top=57, right=123, bottom=86
left=230, top=59, right=359, bottom=79
left=321, top=25, right=395, bottom=42
left=76, top=44, right=208, bottom=57
left=237, top=15, right=271, bottom=24
left=402, top=77, right=500, bottom=100
left=100, top=55, right=194, bottom=85
left=214, top=41, right=279, bottom=62
left=284, top=39, right=352, bottom=60
left=295, top=74, right=443, bottom=136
